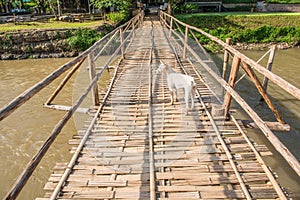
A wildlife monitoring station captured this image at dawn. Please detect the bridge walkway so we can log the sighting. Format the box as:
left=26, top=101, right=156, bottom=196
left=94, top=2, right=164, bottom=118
left=36, top=16, right=286, bottom=200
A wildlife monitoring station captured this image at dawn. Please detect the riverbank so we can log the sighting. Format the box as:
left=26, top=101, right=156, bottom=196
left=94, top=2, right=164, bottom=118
left=176, top=12, right=300, bottom=52
left=1, top=12, right=299, bottom=60
left=0, top=23, right=113, bottom=60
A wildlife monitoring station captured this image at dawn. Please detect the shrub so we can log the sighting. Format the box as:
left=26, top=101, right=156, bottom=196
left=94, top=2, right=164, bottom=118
left=67, top=28, right=102, bottom=52
left=106, top=11, right=128, bottom=23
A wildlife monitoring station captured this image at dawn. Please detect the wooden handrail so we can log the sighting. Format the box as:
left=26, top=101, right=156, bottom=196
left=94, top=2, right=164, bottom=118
left=161, top=11, right=300, bottom=101
left=159, top=11, right=300, bottom=176
left=3, top=11, right=144, bottom=200
left=0, top=11, right=144, bottom=122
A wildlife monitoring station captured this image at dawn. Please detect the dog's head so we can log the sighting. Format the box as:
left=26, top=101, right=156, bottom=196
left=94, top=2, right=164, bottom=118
left=156, top=61, right=167, bottom=74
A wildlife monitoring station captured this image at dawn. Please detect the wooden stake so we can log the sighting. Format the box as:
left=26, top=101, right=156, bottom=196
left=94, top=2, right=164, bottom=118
left=261, top=45, right=276, bottom=101
left=241, top=61, right=284, bottom=124
left=169, top=17, right=173, bottom=38
left=120, top=28, right=125, bottom=59
left=222, top=38, right=231, bottom=80
left=88, top=52, right=100, bottom=106
left=223, top=55, right=241, bottom=119
left=183, top=26, right=189, bottom=59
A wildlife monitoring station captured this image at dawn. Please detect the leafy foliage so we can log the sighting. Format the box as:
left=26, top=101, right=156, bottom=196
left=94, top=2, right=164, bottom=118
left=90, top=0, right=131, bottom=22
left=106, top=12, right=127, bottom=23
left=67, top=28, right=103, bottom=51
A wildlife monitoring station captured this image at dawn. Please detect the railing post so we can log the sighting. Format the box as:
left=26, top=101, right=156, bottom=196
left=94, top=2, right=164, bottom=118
left=183, top=26, right=189, bottom=59
left=120, top=28, right=124, bottom=59
left=222, top=38, right=231, bottom=80
left=223, top=55, right=241, bottom=119
left=88, top=52, right=100, bottom=106
left=169, top=17, right=173, bottom=37
left=261, top=45, right=276, bottom=100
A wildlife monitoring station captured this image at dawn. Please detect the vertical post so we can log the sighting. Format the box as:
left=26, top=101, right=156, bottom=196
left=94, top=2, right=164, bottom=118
left=132, top=22, right=135, bottom=37
left=261, top=45, right=276, bottom=100
left=223, top=55, right=241, bottom=119
left=169, top=17, right=173, bottom=38
left=88, top=52, right=100, bottom=106
left=222, top=38, right=231, bottom=80
left=183, top=26, right=189, bottom=59
left=120, top=28, right=124, bottom=59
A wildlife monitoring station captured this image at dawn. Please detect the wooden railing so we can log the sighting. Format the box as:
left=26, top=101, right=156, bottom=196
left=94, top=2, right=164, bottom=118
left=159, top=11, right=300, bottom=176
left=2, top=11, right=144, bottom=200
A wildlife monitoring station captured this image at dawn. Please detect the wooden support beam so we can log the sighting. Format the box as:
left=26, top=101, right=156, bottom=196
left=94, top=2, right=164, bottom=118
left=120, top=28, right=125, bottom=59
left=241, top=61, right=285, bottom=124
left=169, top=17, right=173, bottom=38
left=223, top=55, right=241, bottom=119
left=222, top=38, right=231, bottom=80
left=183, top=26, right=189, bottom=59
left=88, top=52, right=100, bottom=106
left=45, top=58, right=85, bottom=105
left=261, top=45, right=276, bottom=100
left=241, top=120, right=290, bottom=132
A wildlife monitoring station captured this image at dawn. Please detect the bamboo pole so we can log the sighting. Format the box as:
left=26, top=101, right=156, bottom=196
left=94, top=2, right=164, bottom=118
left=183, top=26, right=189, bottom=59
left=222, top=38, right=231, bottom=80
left=223, top=55, right=241, bottom=119
left=241, top=61, right=284, bottom=124
left=169, top=17, right=173, bottom=37
left=148, top=20, right=156, bottom=200
left=231, top=116, right=287, bottom=199
left=188, top=29, right=211, bottom=60
left=261, top=45, right=276, bottom=100
left=45, top=58, right=85, bottom=105
left=120, top=28, right=125, bottom=59
left=88, top=52, right=100, bottom=106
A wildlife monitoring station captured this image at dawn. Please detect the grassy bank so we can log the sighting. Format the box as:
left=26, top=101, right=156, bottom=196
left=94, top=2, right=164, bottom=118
left=176, top=12, right=300, bottom=51
left=0, top=20, right=105, bottom=32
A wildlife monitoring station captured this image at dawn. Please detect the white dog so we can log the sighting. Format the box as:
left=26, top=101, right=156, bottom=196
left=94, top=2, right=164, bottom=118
left=156, top=61, right=196, bottom=114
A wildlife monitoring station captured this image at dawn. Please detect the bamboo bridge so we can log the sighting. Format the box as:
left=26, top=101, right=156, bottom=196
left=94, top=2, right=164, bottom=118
left=1, top=11, right=300, bottom=200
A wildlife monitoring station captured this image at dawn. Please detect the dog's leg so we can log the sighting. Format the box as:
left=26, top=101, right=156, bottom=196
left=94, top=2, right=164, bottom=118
left=190, top=90, right=194, bottom=109
left=184, top=90, right=189, bottom=115
left=174, top=90, right=178, bottom=102
left=170, top=90, right=174, bottom=105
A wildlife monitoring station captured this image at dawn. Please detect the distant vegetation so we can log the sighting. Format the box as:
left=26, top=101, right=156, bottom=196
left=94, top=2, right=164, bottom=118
left=222, top=0, right=300, bottom=3
left=176, top=13, right=300, bottom=51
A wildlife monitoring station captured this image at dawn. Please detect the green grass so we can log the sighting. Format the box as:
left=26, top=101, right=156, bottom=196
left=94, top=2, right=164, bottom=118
left=177, top=12, right=300, bottom=18
left=175, top=13, right=300, bottom=51
left=0, top=20, right=105, bottom=32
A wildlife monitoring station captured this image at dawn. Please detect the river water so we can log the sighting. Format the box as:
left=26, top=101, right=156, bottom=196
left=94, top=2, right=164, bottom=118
left=0, top=48, right=299, bottom=199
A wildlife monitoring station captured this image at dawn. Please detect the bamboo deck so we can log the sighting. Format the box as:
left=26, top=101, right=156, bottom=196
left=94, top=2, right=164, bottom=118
left=37, top=16, right=286, bottom=200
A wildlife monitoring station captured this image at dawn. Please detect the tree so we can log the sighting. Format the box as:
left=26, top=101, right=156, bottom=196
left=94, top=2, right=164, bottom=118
left=168, top=0, right=186, bottom=15
left=90, top=0, right=131, bottom=21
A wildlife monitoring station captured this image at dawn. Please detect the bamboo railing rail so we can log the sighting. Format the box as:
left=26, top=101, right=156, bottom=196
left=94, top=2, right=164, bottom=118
left=3, top=11, right=144, bottom=200
left=159, top=11, right=300, bottom=176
